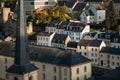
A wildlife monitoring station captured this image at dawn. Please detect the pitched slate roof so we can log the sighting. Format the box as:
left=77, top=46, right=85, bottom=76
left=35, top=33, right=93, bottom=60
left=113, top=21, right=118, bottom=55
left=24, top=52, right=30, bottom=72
left=67, top=42, right=78, bottom=48
left=57, top=0, right=77, bottom=8
left=0, top=42, right=91, bottom=67
left=79, top=39, right=103, bottom=47
left=47, top=20, right=62, bottom=27
left=73, top=2, right=87, bottom=11
left=84, top=0, right=103, bottom=2
left=89, top=67, right=120, bottom=80
left=66, top=22, right=85, bottom=32
left=52, top=34, right=68, bottom=44
left=38, top=32, right=54, bottom=36
left=84, top=0, right=120, bottom=3
left=98, top=32, right=120, bottom=43
left=100, top=47, right=120, bottom=55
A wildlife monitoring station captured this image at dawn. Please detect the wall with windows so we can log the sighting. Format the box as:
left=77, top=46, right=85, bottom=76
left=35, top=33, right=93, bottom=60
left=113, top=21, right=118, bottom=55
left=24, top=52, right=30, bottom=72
left=0, top=55, right=91, bottom=80
left=100, top=53, right=120, bottom=69
left=71, top=62, right=91, bottom=80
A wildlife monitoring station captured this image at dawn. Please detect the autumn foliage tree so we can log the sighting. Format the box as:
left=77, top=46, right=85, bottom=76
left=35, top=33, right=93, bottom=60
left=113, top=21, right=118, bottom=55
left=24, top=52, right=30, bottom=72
left=27, top=5, right=71, bottom=26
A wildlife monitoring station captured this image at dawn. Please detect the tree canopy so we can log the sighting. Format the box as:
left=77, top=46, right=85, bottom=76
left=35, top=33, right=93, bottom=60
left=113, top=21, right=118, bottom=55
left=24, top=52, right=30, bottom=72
left=103, top=0, right=118, bottom=31
left=27, top=5, right=71, bottom=26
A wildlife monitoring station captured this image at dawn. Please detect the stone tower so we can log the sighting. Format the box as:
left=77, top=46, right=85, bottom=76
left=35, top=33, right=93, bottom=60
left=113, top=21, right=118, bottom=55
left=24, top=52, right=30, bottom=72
left=6, top=0, right=38, bottom=80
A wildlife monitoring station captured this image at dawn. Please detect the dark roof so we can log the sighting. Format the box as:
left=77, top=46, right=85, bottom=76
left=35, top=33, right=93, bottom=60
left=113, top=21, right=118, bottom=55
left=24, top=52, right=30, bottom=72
left=67, top=42, right=78, bottom=48
left=79, top=39, right=90, bottom=46
left=90, top=67, right=120, bottom=80
left=84, top=0, right=103, bottom=2
left=0, top=42, right=91, bottom=67
left=38, top=32, right=53, bottom=36
left=98, top=32, right=120, bottom=43
left=84, top=0, right=120, bottom=3
left=57, top=0, right=77, bottom=8
left=100, top=47, right=120, bottom=55
left=57, top=21, right=70, bottom=29
left=47, top=20, right=61, bottom=27
left=89, top=40, right=102, bottom=47
left=79, top=39, right=102, bottom=47
left=52, top=34, right=68, bottom=44
left=6, top=63, right=38, bottom=75
left=73, top=2, right=87, bottom=11
left=66, top=22, right=85, bottom=32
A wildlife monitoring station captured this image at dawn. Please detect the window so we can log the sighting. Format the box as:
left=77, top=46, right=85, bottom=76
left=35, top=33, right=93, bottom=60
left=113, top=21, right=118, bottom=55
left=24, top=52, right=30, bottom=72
left=84, top=75, right=87, bottom=80
left=112, top=62, right=114, bottom=66
left=76, top=77, right=79, bottom=80
left=84, top=53, right=86, bottom=56
left=99, top=16, right=101, bottom=19
left=45, top=2, right=48, bottom=5
left=76, top=68, right=79, bottom=74
left=43, top=73, right=45, bottom=80
left=29, top=76, right=33, bottom=80
left=5, top=58, right=7, bottom=63
left=84, top=66, right=87, bottom=72
left=43, top=65, right=45, bottom=71
left=117, top=57, right=119, bottom=60
left=95, top=48, right=97, bottom=51
left=79, top=46, right=81, bottom=49
left=54, top=76, right=56, bottom=80
left=54, top=67, right=56, bottom=73
left=112, top=56, right=114, bottom=59
left=91, top=48, right=93, bottom=51
left=64, top=78, right=67, bottom=80
left=117, top=63, right=119, bottom=66
left=31, top=2, right=34, bottom=5
left=64, top=69, right=67, bottom=75
left=92, top=53, right=94, bottom=57
left=85, top=46, right=86, bottom=49
left=14, top=77, right=18, bottom=80
left=5, top=66, right=7, bottom=70
left=26, top=11, right=31, bottom=15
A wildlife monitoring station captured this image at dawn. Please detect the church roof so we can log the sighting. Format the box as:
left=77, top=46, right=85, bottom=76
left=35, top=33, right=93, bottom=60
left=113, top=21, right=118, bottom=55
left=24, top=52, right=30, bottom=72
left=0, top=42, right=91, bottom=67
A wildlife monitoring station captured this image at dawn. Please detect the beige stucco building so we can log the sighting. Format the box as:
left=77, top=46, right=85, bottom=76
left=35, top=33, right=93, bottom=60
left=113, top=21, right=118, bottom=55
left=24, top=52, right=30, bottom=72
left=99, top=47, right=120, bottom=69
left=0, top=41, right=92, bottom=80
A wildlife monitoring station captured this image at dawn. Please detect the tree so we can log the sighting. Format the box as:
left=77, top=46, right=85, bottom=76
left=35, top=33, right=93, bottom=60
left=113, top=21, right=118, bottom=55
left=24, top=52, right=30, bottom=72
left=27, top=5, right=72, bottom=26
left=103, top=0, right=118, bottom=30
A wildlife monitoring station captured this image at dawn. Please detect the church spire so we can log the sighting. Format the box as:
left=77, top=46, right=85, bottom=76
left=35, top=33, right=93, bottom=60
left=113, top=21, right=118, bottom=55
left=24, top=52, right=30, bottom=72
left=6, top=0, right=38, bottom=79
left=15, top=0, right=29, bottom=66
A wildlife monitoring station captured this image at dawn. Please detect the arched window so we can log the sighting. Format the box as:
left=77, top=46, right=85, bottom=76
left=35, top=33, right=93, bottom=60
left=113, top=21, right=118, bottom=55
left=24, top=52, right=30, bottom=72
left=29, top=76, right=33, bottom=80
left=14, top=77, right=18, bottom=80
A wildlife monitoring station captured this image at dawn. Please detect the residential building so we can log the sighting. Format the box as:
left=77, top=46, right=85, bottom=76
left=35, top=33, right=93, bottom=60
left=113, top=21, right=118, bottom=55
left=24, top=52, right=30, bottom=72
left=77, top=39, right=106, bottom=65
left=89, top=67, right=120, bottom=80
left=37, top=32, right=55, bottom=46
left=67, top=41, right=78, bottom=51
left=46, top=20, right=90, bottom=42
left=100, top=47, right=120, bottom=69
left=84, top=0, right=120, bottom=18
left=51, top=34, right=71, bottom=49
left=0, top=42, right=92, bottom=80
left=24, top=0, right=57, bottom=18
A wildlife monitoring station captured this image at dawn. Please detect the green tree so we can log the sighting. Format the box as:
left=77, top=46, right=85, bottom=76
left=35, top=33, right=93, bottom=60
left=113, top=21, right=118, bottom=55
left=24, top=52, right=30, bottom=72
left=103, top=0, right=118, bottom=30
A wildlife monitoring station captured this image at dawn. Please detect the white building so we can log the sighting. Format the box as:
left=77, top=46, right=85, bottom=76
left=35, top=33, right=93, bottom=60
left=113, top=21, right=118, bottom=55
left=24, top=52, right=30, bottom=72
left=0, top=42, right=92, bottom=80
left=77, top=39, right=106, bottom=65
left=100, top=47, right=120, bottom=69
left=51, top=34, right=71, bottom=49
left=37, top=32, right=55, bottom=46
left=46, top=20, right=90, bottom=42
left=24, top=0, right=57, bottom=18
left=80, top=4, right=106, bottom=24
